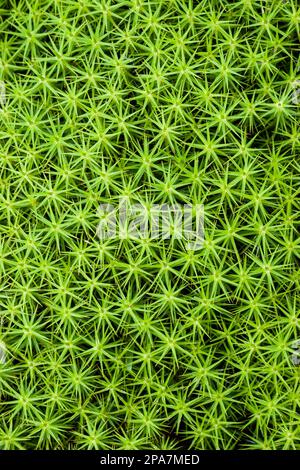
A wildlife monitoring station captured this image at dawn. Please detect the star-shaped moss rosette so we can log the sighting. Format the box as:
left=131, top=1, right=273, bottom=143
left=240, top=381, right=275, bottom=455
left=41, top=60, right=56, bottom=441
left=0, top=0, right=299, bottom=450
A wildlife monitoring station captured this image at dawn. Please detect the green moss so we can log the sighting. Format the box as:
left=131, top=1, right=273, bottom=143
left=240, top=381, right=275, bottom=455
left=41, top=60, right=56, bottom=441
left=0, top=0, right=299, bottom=450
